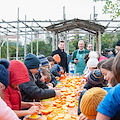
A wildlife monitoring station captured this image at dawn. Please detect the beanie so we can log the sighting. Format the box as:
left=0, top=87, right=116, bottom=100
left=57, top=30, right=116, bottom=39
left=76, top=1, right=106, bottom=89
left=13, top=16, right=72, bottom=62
left=53, top=54, right=61, bottom=63
left=85, top=69, right=104, bottom=88
left=116, top=40, right=120, bottom=46
left=87, top=57, right=98, bottom=68
left=38, top=54, right=49, bottom=67
left=80, top=87, right=107, bottom=119
left=24, top=53, right=40, bottom=69
left=89, top=51, right=98, bottom=59
left=0, top=59, right=9, bottom=88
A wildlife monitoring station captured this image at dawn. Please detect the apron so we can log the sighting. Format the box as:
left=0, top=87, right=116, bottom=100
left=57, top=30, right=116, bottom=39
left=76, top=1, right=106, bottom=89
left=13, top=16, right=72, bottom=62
left=75, top=49, right=86, bottom=75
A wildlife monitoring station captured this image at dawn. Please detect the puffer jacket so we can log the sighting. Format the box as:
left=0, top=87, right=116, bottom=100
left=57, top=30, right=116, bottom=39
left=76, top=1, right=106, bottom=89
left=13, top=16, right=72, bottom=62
left=3, top=60, right=30, bottom=110
left=19, top=70, right=56, bottom=102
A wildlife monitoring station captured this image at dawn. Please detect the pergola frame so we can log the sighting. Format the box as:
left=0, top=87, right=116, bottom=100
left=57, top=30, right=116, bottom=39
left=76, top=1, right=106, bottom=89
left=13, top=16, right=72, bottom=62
left=46, top=18, right=106, bottom=54
left=0, top=16, right=120, bottom=60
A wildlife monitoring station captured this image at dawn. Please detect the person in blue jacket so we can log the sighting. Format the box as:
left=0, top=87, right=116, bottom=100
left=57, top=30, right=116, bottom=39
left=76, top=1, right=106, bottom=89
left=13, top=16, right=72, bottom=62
left=96, top=52, right=120, bottom=120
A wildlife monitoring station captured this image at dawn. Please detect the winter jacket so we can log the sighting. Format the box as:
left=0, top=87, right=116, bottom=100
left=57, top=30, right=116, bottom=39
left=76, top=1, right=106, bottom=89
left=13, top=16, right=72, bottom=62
left=50, top=73, right=57, bottom=87
left=51, top=64, right=61, bottom=77
left=0, top=97, right=20, bottom=120
left=97, top=84, right=120, bottom=118
left=51, top=47, right=68, bottom=73
left=3, top=60, right=30, bottom=110
left=19, top=70, right=56, bottom=102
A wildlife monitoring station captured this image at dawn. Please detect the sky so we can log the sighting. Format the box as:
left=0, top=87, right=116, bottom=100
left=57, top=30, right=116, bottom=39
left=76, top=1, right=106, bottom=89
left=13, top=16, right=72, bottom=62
left=0, top=0, right=112, bottom=21
left=0, top=0, right=119, bottom=45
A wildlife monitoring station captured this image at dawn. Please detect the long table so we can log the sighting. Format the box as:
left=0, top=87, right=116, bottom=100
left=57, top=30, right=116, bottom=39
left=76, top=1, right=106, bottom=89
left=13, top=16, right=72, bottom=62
left=24, top=76, right=85, bottom=120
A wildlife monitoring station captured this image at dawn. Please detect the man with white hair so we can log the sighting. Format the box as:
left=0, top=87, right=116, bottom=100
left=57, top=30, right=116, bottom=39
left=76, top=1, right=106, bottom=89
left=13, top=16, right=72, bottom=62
left=71, top=40, right=89, bottom=75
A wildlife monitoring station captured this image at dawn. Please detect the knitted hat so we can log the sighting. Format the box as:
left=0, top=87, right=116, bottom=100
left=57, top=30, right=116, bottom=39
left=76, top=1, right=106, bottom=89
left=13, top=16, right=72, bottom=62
left=116, top=40, right=120, bottom=46
left=80, top=87, right=107, bottom=119
left=89, top=51, right=98, bottom=59
left=87, top=57, right=98, bottom=68
left=24, top=53, right=40, bottom=69
left=38, top=54, right=49, bottom=67
left=0, top=59, right=10, bottom=88
left=53, top=54, right=61, bottom=63
left=85, top=69, right=104, bottom=88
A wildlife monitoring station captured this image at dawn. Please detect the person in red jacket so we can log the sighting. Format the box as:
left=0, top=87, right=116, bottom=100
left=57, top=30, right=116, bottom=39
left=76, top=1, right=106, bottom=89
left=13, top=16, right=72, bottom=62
left=3, top=60, right=42, bottom=118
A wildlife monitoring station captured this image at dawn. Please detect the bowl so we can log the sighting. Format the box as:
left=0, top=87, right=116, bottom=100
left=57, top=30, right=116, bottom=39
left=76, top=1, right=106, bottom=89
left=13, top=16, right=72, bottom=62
left=24, top=113, right=42, bottom=120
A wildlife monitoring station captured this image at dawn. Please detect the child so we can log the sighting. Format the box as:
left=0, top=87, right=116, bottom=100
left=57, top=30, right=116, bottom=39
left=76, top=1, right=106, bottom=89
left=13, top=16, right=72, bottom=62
left=96, top=52, right=120, bottom=120
left=84, top=51, right=98, bottom=78
left=87, top=51, right=98, bottom=72
left=78, top=69, right=106, bottom=115
left=40, top=67, right=53, bottom=88
left=83, top=53, right=90, bottom=75
left=79, top=57, right=119, bottom=119
left=97, top=60, right=106, bottom=69
left=0, top=59, right=20, bottom=120
left=19, top=53, right=60, bottom=102
left=53, top=54, right=61, bottom=64
left=80, top=87, right=107, bottom=120
left=38, top=54, right=57, bottom=87
left=3, top=60, right=40, bottom=118
left=47, top=56, right=61, bottom=77
left=100, top=58, right=118, bottom=87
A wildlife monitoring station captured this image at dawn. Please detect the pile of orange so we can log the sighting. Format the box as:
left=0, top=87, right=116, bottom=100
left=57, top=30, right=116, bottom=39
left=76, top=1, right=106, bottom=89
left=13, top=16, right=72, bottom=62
left=40, top=76, right=85, bottom=120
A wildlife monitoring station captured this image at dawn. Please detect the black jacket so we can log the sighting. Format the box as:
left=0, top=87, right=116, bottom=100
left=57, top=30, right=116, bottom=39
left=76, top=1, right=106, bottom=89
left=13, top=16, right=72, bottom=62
left=51, top=47, right=68, bottom=73
left=35, top=72, right=57, bottom=88
left=19, top=70, right=56, bottom=102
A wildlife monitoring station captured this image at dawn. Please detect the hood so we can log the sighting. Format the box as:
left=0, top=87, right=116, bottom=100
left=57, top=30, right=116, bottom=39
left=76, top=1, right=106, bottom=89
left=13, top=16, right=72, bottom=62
left=8, top=60, right=30, bottom=86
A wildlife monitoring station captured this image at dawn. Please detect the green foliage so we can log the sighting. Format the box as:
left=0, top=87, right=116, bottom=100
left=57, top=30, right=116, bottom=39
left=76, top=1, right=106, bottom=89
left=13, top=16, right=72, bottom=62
left=26, top=40, right=52, bottom=57
left=1, top=33, right=120, bottom=59
left=100, top=33, right=118, bottom=51
left=1, top=41, right=23, bottom=59
left=94, top=0, right=120, bottom=18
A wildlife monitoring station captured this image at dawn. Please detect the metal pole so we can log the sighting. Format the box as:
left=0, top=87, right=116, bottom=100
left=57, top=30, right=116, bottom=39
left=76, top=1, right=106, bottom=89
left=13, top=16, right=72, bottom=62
left=98, top=31, right=101, bottom=53
left=31, top=22, right=33, bottom=54
left=93, top=6, right=95, bottom=21
left=7, top=27, right=9, bottom=60
left=36, top=33, right=38, bottom=56
left=16, top=8, right=19, bottom=60
left=24, top=15, right=27, bottom=59
left=63, top=6, right=66, bottom=21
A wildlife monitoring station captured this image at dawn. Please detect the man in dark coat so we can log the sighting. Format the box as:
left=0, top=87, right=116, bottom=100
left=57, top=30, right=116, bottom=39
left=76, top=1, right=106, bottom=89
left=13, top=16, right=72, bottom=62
left=51, top=40, right=68, bottom=73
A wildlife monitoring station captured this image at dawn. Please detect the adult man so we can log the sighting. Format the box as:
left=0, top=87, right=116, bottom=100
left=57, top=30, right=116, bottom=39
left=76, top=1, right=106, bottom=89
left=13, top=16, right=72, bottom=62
left=71, top=40, right=89, bottom=75
left=87, top=43, right=93, bottom=52
left=51, top=40, right=68, bottom=73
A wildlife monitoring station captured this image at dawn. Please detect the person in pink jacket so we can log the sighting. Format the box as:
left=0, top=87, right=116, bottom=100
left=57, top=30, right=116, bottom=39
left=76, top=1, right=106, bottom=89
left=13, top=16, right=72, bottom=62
left=0, top=59, right=20, bottom=120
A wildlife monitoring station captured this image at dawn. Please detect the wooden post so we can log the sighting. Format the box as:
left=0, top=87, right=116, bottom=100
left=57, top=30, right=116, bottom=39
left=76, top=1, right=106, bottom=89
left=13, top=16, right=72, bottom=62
left=98, top=31, right=101, bottom=54
left=96, top=33, right=98, bottom=51
left=52, top=32, right=55, bottom=51
left=56, top=33, right=58, bottom=49
left=92, top=36, right=95, bottom=51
